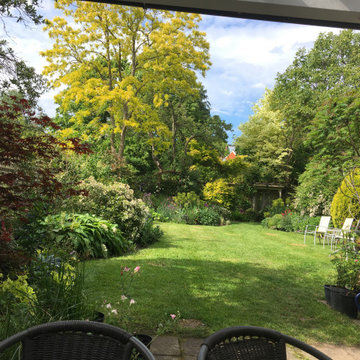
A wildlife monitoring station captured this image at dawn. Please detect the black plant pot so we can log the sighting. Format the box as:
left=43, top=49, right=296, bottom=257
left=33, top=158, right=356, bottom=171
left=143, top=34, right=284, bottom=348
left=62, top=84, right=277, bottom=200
left=324, top=285, right=358, bottom=319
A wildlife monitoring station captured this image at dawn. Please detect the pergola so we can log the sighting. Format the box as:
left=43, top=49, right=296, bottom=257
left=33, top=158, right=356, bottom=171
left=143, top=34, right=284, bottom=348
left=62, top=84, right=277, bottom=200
left=88, top=1, right=360, bottom=29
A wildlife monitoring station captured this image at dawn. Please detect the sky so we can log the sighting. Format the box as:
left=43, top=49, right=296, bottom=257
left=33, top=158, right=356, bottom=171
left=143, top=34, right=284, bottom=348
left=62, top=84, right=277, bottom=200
left=4, top=0, right=341, bottom=141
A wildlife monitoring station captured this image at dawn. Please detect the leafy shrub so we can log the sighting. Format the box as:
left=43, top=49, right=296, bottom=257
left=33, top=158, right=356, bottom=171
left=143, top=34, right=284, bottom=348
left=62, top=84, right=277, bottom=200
left=36, top=213, right=129, bottom=259
left=0, top=249, right=92, bottom=343
left=156, top=199, right=186, bottom=223
left=262, top=213, right=322, bottom=232
left=137, top=217, right=163, bottom=248
left=203, top=178, right=235, bottom=209
left=331, top=169, right=360, bottom=228
left=265, top=214, right=283, bottom=229
left=66, top=177, right=161, bottom=246
left=289, top=214, right=321, bottom=232
left=267, top=198, right=286, bottom=217
left=183, top=206, right=221, bottom=226
left=331, top=242, right=360, bottom=292
left=155, top=198, right=229, bottom=226
left=173, top=191, right=203, bottom=208
left=233, top=208, right=262, bottom=222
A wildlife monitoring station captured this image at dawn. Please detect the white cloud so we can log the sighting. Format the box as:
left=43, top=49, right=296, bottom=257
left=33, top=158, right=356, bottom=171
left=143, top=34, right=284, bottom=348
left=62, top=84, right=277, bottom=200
left=198, top=16, right=341, bottom=135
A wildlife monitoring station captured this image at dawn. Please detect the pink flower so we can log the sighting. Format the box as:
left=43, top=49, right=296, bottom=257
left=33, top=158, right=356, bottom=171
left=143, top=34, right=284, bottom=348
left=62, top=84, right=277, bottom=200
left=355, top=259, right=358, bottom=263
left=123, top=267, right=130, bottom=272
left=129, top=299, right=136, bottom=305
left=121, top=295, right=128, bottom=301
left=106, top=303, right=111, bottom=309
left=170, top=314, right=176, bottom=320
left=134, top=266, right=140, bottom=273
left=111, top=309, right=118, bottom=315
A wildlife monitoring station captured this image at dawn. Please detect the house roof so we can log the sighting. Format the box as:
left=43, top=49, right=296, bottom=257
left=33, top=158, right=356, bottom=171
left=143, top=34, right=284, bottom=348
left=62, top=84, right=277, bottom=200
left=224, top=151, right=237, bottom=161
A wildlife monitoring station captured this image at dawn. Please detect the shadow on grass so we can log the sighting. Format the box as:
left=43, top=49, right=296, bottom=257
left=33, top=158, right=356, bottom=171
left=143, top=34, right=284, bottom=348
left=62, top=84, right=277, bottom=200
left=84, top=257, right=359, bottom=345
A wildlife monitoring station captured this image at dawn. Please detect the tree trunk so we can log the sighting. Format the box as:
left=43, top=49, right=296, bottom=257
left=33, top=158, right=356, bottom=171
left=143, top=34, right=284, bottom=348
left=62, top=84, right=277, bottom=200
left=170, top=104, right=177, bottom=165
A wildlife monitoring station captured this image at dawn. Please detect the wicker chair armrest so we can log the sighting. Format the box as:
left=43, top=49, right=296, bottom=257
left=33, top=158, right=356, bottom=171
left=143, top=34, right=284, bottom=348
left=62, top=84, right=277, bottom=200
left=281, top=333, right=331, bottom=360
left=197, top=326, right=332, bottom=360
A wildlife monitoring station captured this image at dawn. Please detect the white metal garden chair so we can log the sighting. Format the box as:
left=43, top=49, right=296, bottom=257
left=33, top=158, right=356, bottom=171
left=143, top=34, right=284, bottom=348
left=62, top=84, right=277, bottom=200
left=326, top=218, right=356, bottom=250
left=303, top=216, right=331, bottom=247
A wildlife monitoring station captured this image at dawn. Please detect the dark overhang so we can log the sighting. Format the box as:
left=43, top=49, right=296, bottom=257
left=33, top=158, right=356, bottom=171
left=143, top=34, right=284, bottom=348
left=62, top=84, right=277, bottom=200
left=85, top=0, right=360, bottom=29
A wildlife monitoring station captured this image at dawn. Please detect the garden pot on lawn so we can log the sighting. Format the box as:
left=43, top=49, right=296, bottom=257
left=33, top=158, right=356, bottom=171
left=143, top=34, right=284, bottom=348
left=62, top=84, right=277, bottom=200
left=324, top=285, right=359, bottom=319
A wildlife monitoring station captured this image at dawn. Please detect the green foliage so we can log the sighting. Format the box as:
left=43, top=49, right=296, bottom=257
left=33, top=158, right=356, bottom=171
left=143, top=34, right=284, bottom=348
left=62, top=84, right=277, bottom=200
left=38, top=213, right=128, bottom=259
left=232, top=208, right=263, bottom=222
left=203, top=178, right=235, bottom=210
left=154, top=197, right=229, bottom=226
left=173, top=191, right=203, bottom=208
left=67, top=177, right=161, bottom=246
left=331, top=170, right=360, bottom=228
left=331, top=242, right=360, bottom=292
left=262, top=213, right=321, bottom=233
left=0, top=250, right=92, bottom=342
left=236, top=89, right=292, bottom=184
left=188, top=140, right=222, bottom=185
left=268, top=198, right=286, bottom=217
left=184, top=206, right=222, bottom=226
left=294, top=160, right=339, bottom=216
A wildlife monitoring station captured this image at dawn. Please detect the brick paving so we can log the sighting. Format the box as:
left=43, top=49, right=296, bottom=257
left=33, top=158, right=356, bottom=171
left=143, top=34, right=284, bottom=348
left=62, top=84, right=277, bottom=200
left=149, top=336, right=360, bottom=360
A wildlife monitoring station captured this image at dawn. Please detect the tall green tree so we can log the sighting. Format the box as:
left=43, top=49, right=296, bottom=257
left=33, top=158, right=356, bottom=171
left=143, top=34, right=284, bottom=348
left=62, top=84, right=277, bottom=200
left=270, top=30, right=360, bottom=192
left=295, top=89, right=360, bottom=215
left=235, top=89, right=291, bottom=184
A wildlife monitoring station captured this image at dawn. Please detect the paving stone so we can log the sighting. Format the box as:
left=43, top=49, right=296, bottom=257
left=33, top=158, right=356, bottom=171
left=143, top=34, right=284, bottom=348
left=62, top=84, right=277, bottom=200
left=150, top=336, right=360, bottom=360
left=184, top=356, right=197, bottom=360
left=153, top=356, right=180, bottom=360
left=181, top=338, right=204, bottom=356
left=150, top=336, right=181, bottom=356
left=312, top=343, right=360, bottom=360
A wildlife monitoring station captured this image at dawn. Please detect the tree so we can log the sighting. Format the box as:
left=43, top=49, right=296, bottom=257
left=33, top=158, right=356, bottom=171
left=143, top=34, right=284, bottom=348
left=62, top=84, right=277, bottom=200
left=295, top=89, right=360, bottom=214
left=270, top=30, right=360, bottom=197
left=235, top=89, right=292, bottom=184
left=1, top=0, right=43, bottom=25
left=236, top=30, right=360, bottom=214
left=0, top=1, right=47, bottom=104
left=0, top=94, right=91, bottom=227
left=42, top=1, right=210, bottom=164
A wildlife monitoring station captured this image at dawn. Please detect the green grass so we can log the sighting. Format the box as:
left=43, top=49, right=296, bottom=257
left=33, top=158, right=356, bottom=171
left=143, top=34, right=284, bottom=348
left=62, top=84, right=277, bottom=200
left=84, top=222, right=360, bottom=345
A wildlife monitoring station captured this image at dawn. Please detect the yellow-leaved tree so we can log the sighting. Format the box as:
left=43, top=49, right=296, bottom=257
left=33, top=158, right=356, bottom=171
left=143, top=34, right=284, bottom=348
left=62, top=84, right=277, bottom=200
left=41, top=1, right=211, bottom=162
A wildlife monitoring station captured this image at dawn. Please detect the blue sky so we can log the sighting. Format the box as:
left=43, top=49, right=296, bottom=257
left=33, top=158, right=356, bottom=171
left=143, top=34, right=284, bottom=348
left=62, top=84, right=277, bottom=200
left=4, top=0, right=340, bottom=141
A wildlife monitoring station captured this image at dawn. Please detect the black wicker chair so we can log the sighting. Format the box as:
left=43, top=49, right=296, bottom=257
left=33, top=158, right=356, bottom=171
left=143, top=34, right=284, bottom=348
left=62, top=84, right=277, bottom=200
left=0, top=320, right=155, bottom=360
left=197, top=326, right=332, bottom=360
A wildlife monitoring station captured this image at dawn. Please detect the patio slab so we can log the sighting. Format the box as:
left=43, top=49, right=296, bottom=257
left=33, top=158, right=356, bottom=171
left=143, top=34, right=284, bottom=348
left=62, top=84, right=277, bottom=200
left=150, top=335, right=181, bottom=357
left=149, top=335, right=360, bottom=360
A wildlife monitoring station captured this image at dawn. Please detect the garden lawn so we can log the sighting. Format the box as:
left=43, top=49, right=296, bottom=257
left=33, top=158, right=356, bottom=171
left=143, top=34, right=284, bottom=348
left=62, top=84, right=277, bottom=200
left=84, top=222, right=360, bottom=345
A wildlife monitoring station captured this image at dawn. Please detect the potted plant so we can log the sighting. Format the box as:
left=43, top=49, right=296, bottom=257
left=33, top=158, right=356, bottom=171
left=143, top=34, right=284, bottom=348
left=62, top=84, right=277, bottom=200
left=325, top=239, right=360, bottom=318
